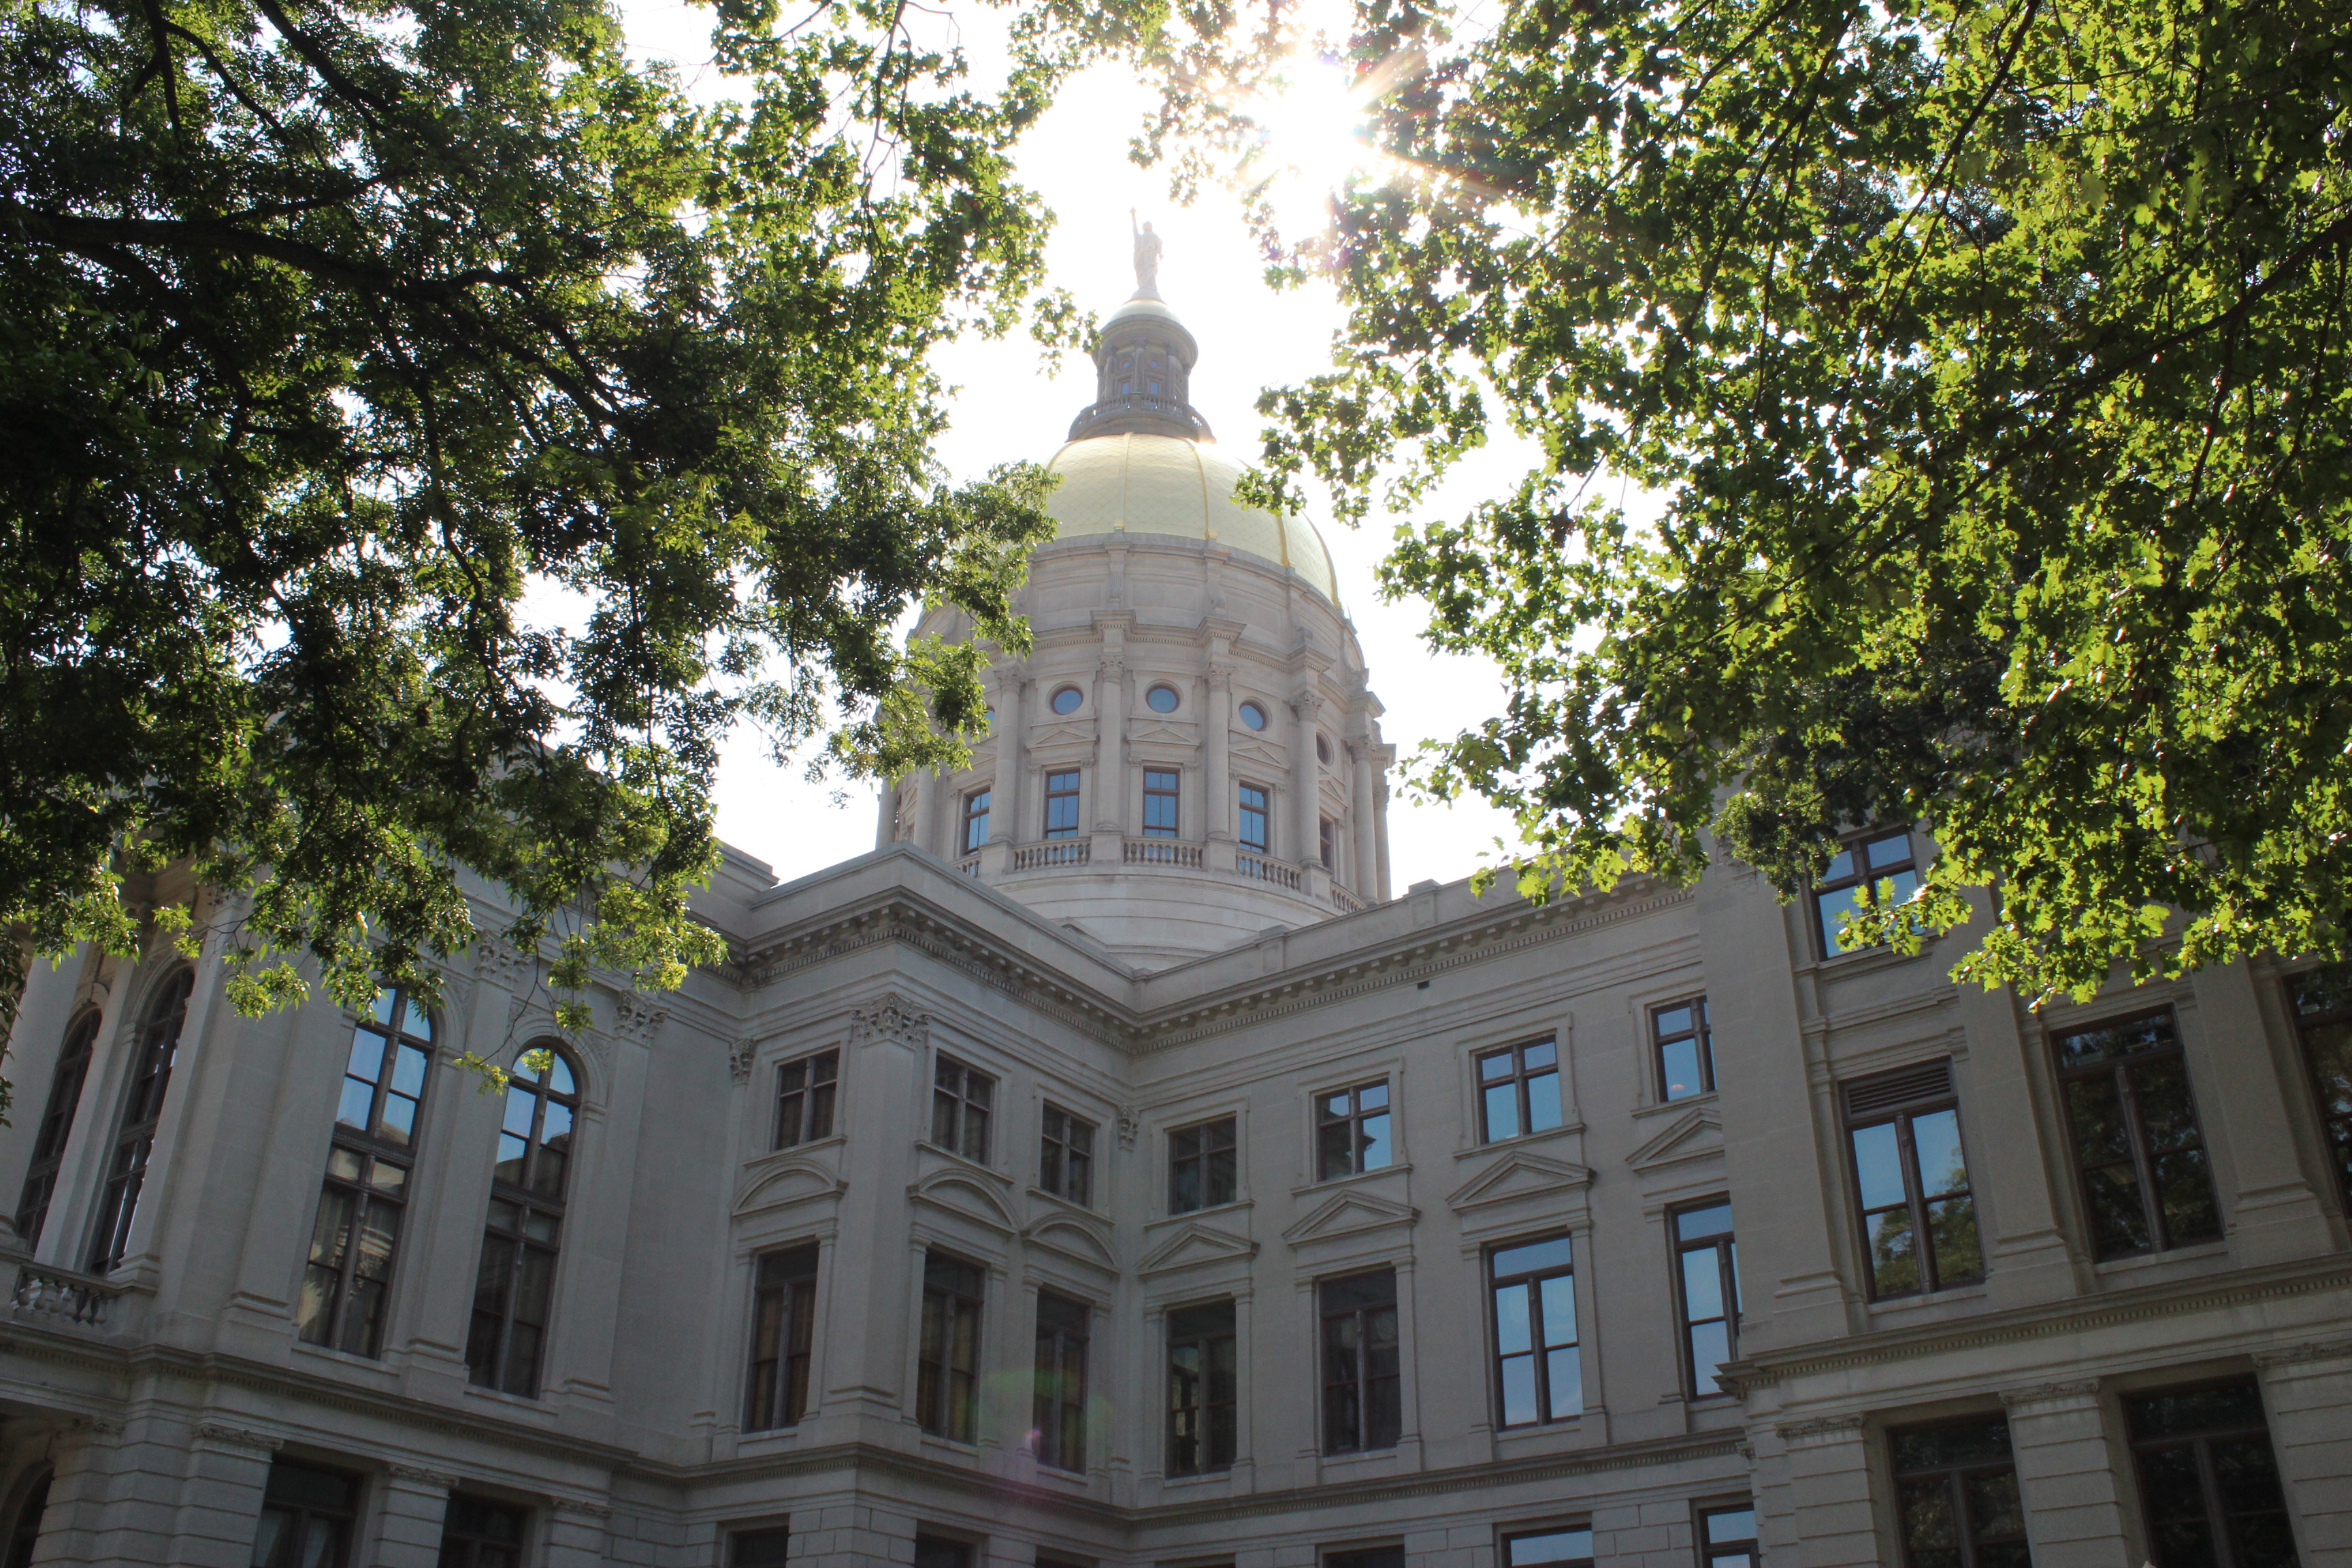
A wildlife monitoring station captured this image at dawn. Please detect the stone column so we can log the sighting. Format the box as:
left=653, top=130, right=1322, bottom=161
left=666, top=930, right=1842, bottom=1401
left=544, top=1499, right=614, bottom=1567
left=29, top=1417, right=126, bottom=1567
left=2255, top=1337, right=2352, bottom=1560
left=1204, top=662, right=1235, bottom=872
left=2187, top=964, right=2336, bottom=1264
left=374, top=1464, right=456, bottom=1568
left=1349, top=742, right=1377, bottom=897
left=996, top=670, right=1028, bottom=848
left=1291, top=690, right=1324, bottom=872
left=1373, top=779, right=1392, bottom=901
left=872, top=782, right=895, bottom=850
left=158, top=1420, right=280, bottom=1568
left=1094, top=649, right=1128, bottom=839
left=1775, top=1414, right=1877, bottom=1567
left=1999, top=1379, right=2134, bottom=1567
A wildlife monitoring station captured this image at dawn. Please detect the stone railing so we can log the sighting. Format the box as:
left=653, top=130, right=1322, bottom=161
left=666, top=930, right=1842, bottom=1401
left=1123, top=838, right=1204, bottom=868
left=1012, top=840, right=1090, bottom=870
left=1236, top=852, right=1304, bottom=890
left=1328, top=883, right=1368, bottom=913
left=953, top=855, right=982, bottom=877
left=14, top=1263, right=120, bottom=1327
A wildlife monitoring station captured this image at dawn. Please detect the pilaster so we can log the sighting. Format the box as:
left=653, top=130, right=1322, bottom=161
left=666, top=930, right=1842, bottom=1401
left=2255, top=1336, right=2352, bottom=1559
left=374, top=1464, right=456, bottom=1568
left=1773, top=1415, right=1876, bottom=1567
left=1998, top=1379, right=2132, bottom=1567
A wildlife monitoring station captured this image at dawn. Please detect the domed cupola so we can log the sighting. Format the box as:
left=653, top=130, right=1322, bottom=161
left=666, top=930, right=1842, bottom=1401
left=882, top=227, right=1395, bottom=969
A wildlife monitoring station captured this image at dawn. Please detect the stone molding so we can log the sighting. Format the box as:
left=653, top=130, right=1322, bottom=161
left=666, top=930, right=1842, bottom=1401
left=2253, top=1335, right=2352, bottom=1371
left=1774, top=1414, right=1867, bottom=1447
left=611, top=994, right=666, bottom=1047
left=1999, top=1379, right=2102, bottom=1412
left=553, top=1498, right=616, bottom=1520
left=730, top=1037, right=758, bottom=1086
left=387, top=1463, right=461, bottom=1488
left=193, top=1422, right=284, bottom=1454
left=851, top=994, right=932, bottom=1050
left=1116, top=1106, right=1142, bottom=1149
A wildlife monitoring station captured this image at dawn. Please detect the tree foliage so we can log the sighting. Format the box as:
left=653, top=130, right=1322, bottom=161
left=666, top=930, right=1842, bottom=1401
left=0, top=0, right=1134, bottom=1039
left=1162, top=0, right=2352, bottom=999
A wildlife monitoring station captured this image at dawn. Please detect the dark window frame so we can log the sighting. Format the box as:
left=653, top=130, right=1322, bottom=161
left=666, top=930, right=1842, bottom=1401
left=961, top=787, right=992, bottom=855
left=1319, top=815, right=1337, bottom=870
left=917, top=1252, right=985, bottom=1441
left=1039, top=1104, right=1095, bottom=1206
left=1315, top=1079, right=1392, bottom=1181
left=915, top=1535, right=977, bottom=1568
left=1319, top=1268, right=1401, bottom=1455
left=2051, top=1009, right=2223, bottom=1260
left=1032, top=1290, right=1091, bottom=1472
left=2123, top=1378, right=2298, bottom=1568
left=88, top=966, right=193, bottom=1273
left=299, top=985, right=434, bottom=1356
left=728, top=1525, right=794, bottom=1567
left=252, top=1460, right=360, bottom=1568
left=1695, top=1501, right=1759, bottom=1567
left=1488, top=1233, right=1580, bottom=1428
left=775, top=1049, right=839, bottom=1149
left=1237, top=782, right=1270, bottom=853
left=745, top=1243, right=820, bottom=1431
left=930, top=1055, right=995, bottom=1162
left=1169, top=1115, right=1239, bottom=1213
left=437, top=1494, right=529, bottom=1568
left=1166, top=1298, right=1238, bottom=1476
left=1498, top=1525, right=1595, bottom=1567
left=466, top=1041, right=580, bottom=1394
left=2285, top=966, right=2352, bottom=1211
left=1475, top=1038, right=1561, bottom=1143
left=1812, top=828, right=1921, bottom=958
left=1672, top=1200, right=1740, bottom=1399
left=1840, top=1060, right=1982, bottom=1298
left=14, top=1009, right=100, bottom=1249
left=1889, top=1414, right=2031, bottom=1568
left=1143, top=768, right=1181, bottom=838
left=1044, top=770, right=1083, bottom=838
left=1652, top=997, right=1716, bottom=1102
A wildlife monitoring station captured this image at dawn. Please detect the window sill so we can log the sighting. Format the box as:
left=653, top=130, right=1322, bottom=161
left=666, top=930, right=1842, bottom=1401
left=1456, top=1124, right=1586, bottom=1160
left=1864, top=1281, right=1990, bottom=1316
left=288, top=1341, right=399, bottom=1380
left=1158, top=1468, right=1237, bottom=1489
left=1152, top=1198, right=1253, bottom=1227
left=917, top=1431, right=981, bottom=1458
left=462, top=1383, right=554, bottom=1414
left=1799, top=943, right=1925, bottom=980
left=913, top=1141, right=1011, bottom=1186
left=753, top=1132, right=846, bottom=1168
left=1292, top=1162, right=1411, bottom=1198
left=2091, top=1238, right=2230, bottom=1283
left=1631, top=1092, right=1715, bottom=1124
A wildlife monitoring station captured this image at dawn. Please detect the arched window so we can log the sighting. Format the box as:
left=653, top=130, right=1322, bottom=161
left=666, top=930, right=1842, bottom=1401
left=88, top=968, right=193, bottom=1272
left=299, top=986, right=433, bottom=1356
left=15, top=1010, right=100, bottom=1248
left=2, top=1465, right=53, bottom=1568
left=467, top=1043, right=578, bottom=1395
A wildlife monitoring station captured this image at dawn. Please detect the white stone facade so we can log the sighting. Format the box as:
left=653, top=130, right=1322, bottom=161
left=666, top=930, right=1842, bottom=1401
left=3, top=293, right=2347, bottom=1567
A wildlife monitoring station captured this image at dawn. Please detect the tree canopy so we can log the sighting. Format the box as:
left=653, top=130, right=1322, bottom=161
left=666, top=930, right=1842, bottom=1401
left=1, top=0, right=1137, bottom=1047
left=1163, top=0, right=2352, bottom=999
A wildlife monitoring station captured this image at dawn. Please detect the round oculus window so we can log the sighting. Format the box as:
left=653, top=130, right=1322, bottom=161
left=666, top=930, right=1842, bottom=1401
left=1050, top=686, right=1083, bottom=715
left=1316, top=733, right=1333, bottom=764
left=1238, top=700, right=1269, bottom=732
left=1146, top=684, right=1181, bottom=713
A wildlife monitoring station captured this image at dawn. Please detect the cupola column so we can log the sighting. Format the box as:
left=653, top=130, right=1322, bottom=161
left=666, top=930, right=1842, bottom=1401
left=1350, top=741, right=1378, bottom=896
left=1094, top=632, right=1128, bottom=837
left=1292, top=689, right=1325, bottom=872
left=994, top=668, right=1028, bottom=849
left=1205, top=662, right=1233, bottom=845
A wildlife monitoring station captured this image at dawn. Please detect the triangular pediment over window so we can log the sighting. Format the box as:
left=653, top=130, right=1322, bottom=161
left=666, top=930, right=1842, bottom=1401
left=1446, top=1150, right=1595, bottom=1215
left=1137, top=1223, right=1259, bottom=1277
left=1281, top=1190, right=1419, bottom=1245
left=1626, top=1107, right=1724, bottom=1173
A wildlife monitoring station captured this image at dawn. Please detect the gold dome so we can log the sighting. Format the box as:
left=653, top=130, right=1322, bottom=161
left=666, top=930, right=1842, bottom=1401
left=1042, top=433, right=1341, bottom=606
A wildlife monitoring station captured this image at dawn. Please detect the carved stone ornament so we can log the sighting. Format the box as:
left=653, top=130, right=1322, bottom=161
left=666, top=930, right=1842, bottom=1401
left=730, top=1037, right=759, bottom=1087
left=1117, top=1106, right=1142, bottom=1150
left=850, top=994, right=930, bottom=1050
left=553, top=1498, right=616, bottom=1520
left=1999, top=1378, right=2102, bottom=1410
left=474, top=936, right=532, bottom=989
left=388, top=1463, right=462, bottom=1489
left=1205, top=662, right=1235, bottom=691
left=193, top=1422, right=284, bottom=1454
left=2252, top=1336, right=2352, bottom=1370
left=67, top=1415, right=125, bottom=1439
left=610, top=992, right=666, bottom=1046
left=1774, top=1413, right=1867, bottom=1447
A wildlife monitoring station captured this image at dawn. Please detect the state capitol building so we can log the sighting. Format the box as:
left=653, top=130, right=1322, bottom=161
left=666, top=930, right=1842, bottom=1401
left=1, top=264, right=2348, bottom=1568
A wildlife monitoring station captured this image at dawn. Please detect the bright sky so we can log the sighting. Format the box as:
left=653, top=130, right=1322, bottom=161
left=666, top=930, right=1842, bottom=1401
left=622, top=1, right=1533, bottom=894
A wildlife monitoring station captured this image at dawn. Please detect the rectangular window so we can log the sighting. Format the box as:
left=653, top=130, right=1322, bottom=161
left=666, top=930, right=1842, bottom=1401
left=917, top=1253, right=983, bottom=1441
left=1328, top=1551, right=1407, bottom=1568
left=1320, top=815, right=1337, bottom=869
left=252, top=1460, right=360, bottom=1568
left=1489, top=1234, right=1578, bottom=1426
left=962, top=788, right=992, bottom=854
left=774, top=1049, right=838, bottom=1149
left=1039, top=1105, right=1095, bottom=1206
left=1697, top=1505, right=1758, bottom=1567
left=2125, top=1379, right=2297, bottom=1568
left=1673, top=1202, right=1739, bottom=1396
left=2287, top=966, right=2352, bottom=1209
left=1045, top=770, right=1082, bottom=838
left=1316, top=1079, right=1393, bottom=1180
left=2053, top=1011, right=2222, bottom=1258
left=1501, top=1528, right=1592, bottom=1567
left=437, top=1495, right=529, bottom=1568
left=1320, top=1269, right=1401, bottom=1454
left=745, top=1244, right=819, bottom=1431
left=1033, top=1291, right=1090, bottom=1471
left=1144, top=768, right=1181, bottom=838
left=1842, top=1060, right=1982, bottom=1297
left=1238, top=783, right=1270, bottom=852
left=1891, top=1416, right=2030, bottom=1568
left=1813, top=828, right=1921, bottom=956
left=915, top=1537, right=975, bottom=1568
left=1477, top=1039, right=1562, bottom=1142
left=1169, top=1116, right=1238, bottom=1213
left=1653, top=998, right=1715, bottom=1101
left=1167, top=1298, right=1238, bottom=1475
left=730, top=1527, right=794, bottom=1567
left=931, top=1056, right=994, bottom=1162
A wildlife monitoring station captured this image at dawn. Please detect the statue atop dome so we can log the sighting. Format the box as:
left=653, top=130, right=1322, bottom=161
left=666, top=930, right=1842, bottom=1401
left=1130, top=210, right=1163, bottom=299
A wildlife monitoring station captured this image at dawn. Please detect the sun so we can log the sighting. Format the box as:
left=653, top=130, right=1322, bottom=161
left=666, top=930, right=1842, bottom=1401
left=1233, top=49, right=1388, bottom=238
